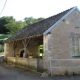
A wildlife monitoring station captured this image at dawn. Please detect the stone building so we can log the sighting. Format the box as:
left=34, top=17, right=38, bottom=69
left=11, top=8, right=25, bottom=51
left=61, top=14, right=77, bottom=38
left=4, top=6, right=80, bottom=75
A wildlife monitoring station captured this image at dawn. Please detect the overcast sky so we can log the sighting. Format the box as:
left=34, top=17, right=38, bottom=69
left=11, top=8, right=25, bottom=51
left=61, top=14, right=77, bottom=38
left=0, top=0, right=80, bottom=20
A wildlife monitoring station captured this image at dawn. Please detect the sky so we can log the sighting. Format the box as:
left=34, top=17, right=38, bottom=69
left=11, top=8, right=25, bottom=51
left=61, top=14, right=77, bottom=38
left=0, top=0, right=80, bottom=21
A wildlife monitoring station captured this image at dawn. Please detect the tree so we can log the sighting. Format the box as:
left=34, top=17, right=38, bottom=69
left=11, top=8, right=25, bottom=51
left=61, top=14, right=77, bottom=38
left=37, top=17, right=44, bottom=22
left=24, top=17, right=44, bottom=25
left=5, top=20, right=26, bottom=34
left=0, top=16, right=15, bottom=34
left=0, top=16, right=44, bottom=34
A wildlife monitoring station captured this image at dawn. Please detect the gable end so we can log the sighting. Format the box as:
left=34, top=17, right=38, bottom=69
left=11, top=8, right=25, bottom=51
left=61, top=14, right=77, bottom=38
left=43, top=6, right=79, bottom=35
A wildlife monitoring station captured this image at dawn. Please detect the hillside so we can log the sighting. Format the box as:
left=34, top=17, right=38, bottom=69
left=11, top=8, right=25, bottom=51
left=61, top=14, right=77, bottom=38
left=0, top=34, right=10, bottom=55
left=0, top=34, right=10, bottom=40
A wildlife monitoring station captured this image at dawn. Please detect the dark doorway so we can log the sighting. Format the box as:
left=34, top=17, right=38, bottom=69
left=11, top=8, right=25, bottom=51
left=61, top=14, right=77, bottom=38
left=20, top=50, right=24, bottom=57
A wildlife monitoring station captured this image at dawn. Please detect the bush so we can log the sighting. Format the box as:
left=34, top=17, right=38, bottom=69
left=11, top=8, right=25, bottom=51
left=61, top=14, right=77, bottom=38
left=0, top=44, right=4, bottom=52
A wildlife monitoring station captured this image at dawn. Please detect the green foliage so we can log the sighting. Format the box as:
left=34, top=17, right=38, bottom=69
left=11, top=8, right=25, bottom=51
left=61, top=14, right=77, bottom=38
left=37, top=18, right=45, bottom=22
left=0, top=34, right=10, bottom=40
left=0, top=40, right=4, bottom=44
left=0, top=44, right=4, bottom=52
left=0, top=16, right=15, bottom=34
left=0, top=16, right=44, bottom=35
left=4, top=20, right=26, bottom=34
left=24, top=17, right=44, bottom=25
left=0, top=34, right=10, bottom=52
left=0, top=52, right=4, bottom=56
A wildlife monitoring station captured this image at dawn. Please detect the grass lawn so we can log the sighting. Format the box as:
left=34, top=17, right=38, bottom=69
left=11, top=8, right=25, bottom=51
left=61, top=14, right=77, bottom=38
left=0, top=52, right=4, bottom=56
left=0, top=34, right=11, bottom=40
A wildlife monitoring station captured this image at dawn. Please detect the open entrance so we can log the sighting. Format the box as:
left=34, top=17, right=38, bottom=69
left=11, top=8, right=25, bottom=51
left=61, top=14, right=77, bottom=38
left=39, top=45, right=43, bottom=58
left=20, top=50, right=24, bottom=57
left=33, top=36, right=43, bottom=58
left=19, top=36, right=43, bottom=58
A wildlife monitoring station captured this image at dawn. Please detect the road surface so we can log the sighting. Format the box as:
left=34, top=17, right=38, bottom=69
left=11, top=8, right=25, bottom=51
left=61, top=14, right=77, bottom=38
left=0, top=63, right=54, bottom=80
left=0, top=58, right=80, bottom=80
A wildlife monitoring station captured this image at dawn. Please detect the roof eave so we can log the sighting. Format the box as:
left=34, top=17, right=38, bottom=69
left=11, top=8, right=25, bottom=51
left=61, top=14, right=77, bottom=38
left=43, top=6, right=78, bottom=35
left=5, top=34, right=43, bottom=43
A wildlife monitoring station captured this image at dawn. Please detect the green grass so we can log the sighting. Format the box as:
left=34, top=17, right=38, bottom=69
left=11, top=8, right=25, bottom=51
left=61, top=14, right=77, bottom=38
left=0, top=34, right=11, bottom=40
left=0, top=52, right=4, bottom=56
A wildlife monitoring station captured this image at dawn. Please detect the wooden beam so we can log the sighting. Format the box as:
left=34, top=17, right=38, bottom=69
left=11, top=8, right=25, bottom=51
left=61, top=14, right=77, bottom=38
left=22, top=38, right=34, bottom=58
left=6, top=34, right=43, bottom=43
left=11, top=40, right=22, bottom=57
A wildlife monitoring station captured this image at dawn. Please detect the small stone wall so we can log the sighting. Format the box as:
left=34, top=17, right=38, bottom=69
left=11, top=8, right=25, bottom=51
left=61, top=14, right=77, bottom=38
left=6, top=57, right=44, bottom=72
left=50, top=59, right=80, bottom=75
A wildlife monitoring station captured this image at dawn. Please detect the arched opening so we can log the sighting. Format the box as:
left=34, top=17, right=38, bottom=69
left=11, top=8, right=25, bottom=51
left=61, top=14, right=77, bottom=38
left=20, top=50, right=24, bottom=57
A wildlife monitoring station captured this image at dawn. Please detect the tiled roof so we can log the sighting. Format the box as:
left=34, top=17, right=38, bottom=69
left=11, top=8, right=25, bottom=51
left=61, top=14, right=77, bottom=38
left=5, top=7, right=74, bottom=42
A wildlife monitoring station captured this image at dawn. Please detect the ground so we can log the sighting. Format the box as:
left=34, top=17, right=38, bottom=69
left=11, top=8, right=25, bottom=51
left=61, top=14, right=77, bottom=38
left=0, top=63, right=52, bottom=80
left=0, top=63, right=80, bottom=80
left=0, top=56, right=79, bottom=80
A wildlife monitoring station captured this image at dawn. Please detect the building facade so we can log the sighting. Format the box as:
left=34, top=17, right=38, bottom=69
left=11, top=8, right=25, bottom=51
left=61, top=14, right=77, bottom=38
left=4, top=7, right=80, bottom=75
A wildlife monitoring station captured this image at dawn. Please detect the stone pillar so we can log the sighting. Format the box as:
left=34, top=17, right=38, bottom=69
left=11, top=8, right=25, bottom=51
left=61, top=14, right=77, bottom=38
left=4, top=43, right=9, bottom=61
left=43, top=33, right=52, bottom=74
left=43, top=34, right=50, bottom=70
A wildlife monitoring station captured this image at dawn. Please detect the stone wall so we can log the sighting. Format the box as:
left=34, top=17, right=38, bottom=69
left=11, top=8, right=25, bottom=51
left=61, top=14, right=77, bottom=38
left=6, top=57, right=43, bottom=72
left=4, top=43, right=13, bottom=58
